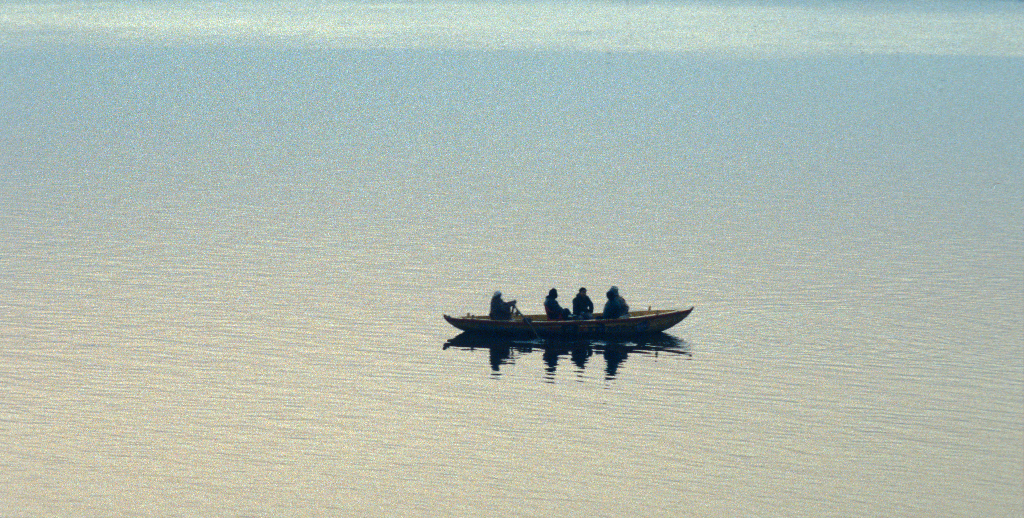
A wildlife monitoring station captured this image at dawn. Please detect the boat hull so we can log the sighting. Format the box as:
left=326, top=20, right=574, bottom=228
left=443, top=307, right=693, bottom=339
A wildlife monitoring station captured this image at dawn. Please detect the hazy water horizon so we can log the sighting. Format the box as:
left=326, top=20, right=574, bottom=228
left=2, top=1, right=1022, bottom=516
left=3, top=0, right=1024, bottom=56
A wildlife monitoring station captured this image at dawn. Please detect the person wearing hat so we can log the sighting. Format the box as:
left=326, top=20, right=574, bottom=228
left=543, top=288, right=571, bottom=321
left=572, top=287, right=594, bottom=319
left=489, top=291, right=516, bottom=320
left=602, top=286, right=630, bottom=319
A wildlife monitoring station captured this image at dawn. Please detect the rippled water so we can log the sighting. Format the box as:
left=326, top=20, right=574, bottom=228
left=2, top=2, right=1023, bottom=516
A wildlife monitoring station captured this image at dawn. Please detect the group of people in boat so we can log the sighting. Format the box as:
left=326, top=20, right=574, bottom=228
left=489, top=286, right=630, bottom=321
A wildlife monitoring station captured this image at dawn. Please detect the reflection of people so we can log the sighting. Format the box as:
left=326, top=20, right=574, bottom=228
left=604, top=344, right=628, bottom=378
left=489, top=345, right=512, bottom=372
left=602, top=286, right=630, bottom=319
left=572, top=287, right=594, bottom=319
left=544, top=288, right=571, bottom=320
left=489, top=291, right=516, bottom=320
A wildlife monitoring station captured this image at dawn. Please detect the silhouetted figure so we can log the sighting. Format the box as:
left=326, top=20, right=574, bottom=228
left=572, top=287, right=594, bottom=319
left=489, top=291, right=516, bottom=320
left=602, top=286, right=630, bottom=319
left=544, top=288, right=571, bottom=320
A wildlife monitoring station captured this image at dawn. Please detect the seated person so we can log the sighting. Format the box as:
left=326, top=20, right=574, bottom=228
left=489, top=291, right=516, bottom=320
left=572, top=287, right=594, bottom=319
left=543, top=288, right=571, bottom=320
left=601, top=286, right=630, bottom=319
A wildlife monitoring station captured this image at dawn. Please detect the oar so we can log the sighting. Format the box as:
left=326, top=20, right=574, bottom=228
left=513, top=304, right=541, bottom=341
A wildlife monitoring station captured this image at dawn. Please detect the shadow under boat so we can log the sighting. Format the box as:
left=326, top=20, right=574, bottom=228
left=443, top=332, right=691, bottom=377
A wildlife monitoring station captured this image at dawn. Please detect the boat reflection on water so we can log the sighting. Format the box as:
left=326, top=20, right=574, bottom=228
left=443, top=332, right=691, bottom=379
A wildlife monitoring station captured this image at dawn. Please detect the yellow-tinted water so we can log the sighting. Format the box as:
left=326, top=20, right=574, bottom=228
left=2, top=2, right=1022, bottom=516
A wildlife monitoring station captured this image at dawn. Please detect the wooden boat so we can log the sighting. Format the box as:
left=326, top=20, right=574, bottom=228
left=443, top=307, right=693, bottom=339
left=444, top=329, right=688, bottom=351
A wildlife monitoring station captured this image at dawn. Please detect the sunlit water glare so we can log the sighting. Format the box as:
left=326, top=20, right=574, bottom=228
left=2, top=1, right=1022, bottom=516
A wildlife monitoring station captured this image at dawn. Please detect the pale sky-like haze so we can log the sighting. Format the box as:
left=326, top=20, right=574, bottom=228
left=2, top=1, right=1023, bottom=56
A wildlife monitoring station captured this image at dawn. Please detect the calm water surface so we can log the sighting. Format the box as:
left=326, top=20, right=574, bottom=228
left=2, top=2, right=1022, bottom=516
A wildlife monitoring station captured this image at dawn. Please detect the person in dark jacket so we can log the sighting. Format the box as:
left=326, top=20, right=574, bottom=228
left=544, top=288, right=571, bottom=320
left=489, top=291, right=516, bottom=320
left=572, top=287, right=594, bottom=319
left=602, top=286, right=630, bottom=319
